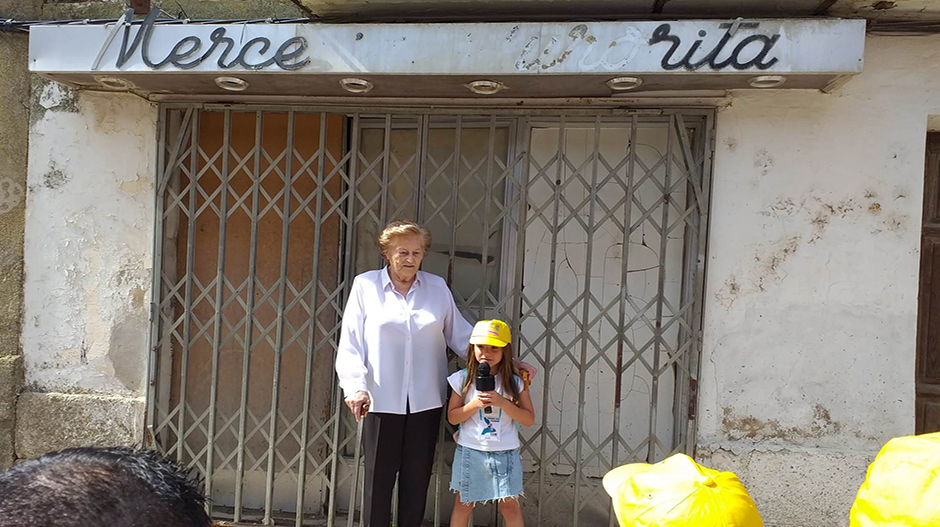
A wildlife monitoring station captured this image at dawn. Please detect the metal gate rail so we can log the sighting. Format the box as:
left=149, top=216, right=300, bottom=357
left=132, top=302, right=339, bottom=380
left=148, top=105, right=714, bottom=526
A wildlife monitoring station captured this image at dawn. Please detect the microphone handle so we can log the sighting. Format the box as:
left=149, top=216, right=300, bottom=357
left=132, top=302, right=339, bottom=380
left=476, top=375, right=495, bottom=415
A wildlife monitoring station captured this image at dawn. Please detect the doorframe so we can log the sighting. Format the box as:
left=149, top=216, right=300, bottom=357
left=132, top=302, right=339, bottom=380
left=145, top=102, right=719, bottom=526
left=916, top=131, right=940, bottom=434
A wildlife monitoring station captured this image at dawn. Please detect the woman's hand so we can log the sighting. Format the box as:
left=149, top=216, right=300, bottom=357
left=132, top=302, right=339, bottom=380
left=512, top=360, right=537, bottom=382
left=344, top=391, right=371, bottom=422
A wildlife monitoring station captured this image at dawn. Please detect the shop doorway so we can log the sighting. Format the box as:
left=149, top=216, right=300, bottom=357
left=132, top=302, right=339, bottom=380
left=147, top=105, right=714, bottom=526
left=917, top=132, right=940, bottom=434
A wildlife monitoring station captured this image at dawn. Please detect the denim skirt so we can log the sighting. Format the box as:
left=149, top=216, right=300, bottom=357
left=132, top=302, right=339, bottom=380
left=450, top=445, right=524, bottom=504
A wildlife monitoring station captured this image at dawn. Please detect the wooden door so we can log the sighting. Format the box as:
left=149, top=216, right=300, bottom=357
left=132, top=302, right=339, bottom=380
left=917, top=132, right=940, bottom=434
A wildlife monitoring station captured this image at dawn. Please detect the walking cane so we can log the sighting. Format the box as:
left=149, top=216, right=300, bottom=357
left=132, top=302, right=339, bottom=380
left=347, top=405, right=366, bottom=527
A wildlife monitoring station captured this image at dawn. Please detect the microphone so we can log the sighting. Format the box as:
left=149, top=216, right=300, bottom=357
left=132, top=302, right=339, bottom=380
left=476, top=362, right=496, bottom=414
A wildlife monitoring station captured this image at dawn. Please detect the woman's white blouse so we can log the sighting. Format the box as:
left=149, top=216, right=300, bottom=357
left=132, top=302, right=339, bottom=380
left=335, top=268, right=472, bottom=414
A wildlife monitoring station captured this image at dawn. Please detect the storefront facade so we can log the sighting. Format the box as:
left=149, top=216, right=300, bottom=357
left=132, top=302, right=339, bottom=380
left=6, top=3, right=940, bottom=526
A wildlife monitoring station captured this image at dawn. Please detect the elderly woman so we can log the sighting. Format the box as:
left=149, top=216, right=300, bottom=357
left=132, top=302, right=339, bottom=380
left=336, top=220, right=534, bottom=527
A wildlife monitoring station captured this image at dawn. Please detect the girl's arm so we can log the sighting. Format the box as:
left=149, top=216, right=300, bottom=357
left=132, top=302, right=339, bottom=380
left=447, top=389, right=484, bottom=426
left=485, top=388, right=535, bottom=427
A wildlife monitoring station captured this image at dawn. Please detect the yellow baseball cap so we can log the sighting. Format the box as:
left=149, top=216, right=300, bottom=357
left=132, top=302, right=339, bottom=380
left=602, top=453, right=763, bottom=527
left=849, top=432, right=940, bottom=527
left=469, top=319, right=511, bottom=347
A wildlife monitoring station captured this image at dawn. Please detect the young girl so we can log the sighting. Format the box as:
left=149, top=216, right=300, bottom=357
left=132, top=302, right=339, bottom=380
left=447, top=320, right=535, bottom=527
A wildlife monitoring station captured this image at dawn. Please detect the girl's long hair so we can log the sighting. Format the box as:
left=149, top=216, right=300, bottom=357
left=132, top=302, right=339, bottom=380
left=461, top=342, right=520, bottom=403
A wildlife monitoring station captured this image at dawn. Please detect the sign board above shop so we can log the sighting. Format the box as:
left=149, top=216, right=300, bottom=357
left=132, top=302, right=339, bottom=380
left=28, top=11, right=866, bottom=98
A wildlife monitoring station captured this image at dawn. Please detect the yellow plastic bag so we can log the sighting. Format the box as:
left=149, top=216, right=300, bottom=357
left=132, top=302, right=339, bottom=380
left=602, top=453, right=762, bottom=527
left=850, top=432, right=940, bottom=527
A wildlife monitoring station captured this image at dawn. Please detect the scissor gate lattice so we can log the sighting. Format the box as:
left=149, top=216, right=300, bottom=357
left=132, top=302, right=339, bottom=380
left=148, top=105, right=714, bottom=526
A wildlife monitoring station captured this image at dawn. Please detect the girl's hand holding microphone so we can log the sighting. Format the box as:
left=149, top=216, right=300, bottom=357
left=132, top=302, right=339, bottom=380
left=477, top=391, right=510, bottom=410
left=468, top=393, right=490, bottom=411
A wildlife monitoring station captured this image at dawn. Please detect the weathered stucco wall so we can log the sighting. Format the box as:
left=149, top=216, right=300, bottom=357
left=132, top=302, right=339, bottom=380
left=698, top=34, right=940, bottom=526
left=0, top=0, right=305, bottom=465
left=9, top=9, right=938, bottom=524
left=0, top=30, right=29, bottom=470
left=19, top=86, right=157, bottom=457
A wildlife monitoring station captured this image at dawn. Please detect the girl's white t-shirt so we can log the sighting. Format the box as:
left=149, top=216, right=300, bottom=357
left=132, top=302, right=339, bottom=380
left=447, top=370, right=524, bottom=452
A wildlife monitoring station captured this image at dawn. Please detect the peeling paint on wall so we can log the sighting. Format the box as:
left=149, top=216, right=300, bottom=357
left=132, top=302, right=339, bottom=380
left=699, top=33, right=940, bottom=527
left=29, top=78, right=79, bottom=126
left=716, top=183, right=914, bottom=310
left=759, top=191, right=900, bottom=243
left=753, top=148, right=774, bottom=177
left=41, top=164, right=69, bottom=190
left=23, top=89, right=156, bottom=395
left=721, top=404, right=843, bottom=442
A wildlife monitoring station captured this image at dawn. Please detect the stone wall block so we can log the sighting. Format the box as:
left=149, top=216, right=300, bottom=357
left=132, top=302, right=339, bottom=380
left=15, top=392, right=144, bottom=460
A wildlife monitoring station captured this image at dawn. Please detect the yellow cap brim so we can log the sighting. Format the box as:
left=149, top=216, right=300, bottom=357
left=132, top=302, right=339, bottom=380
left=469, top=336, right=509, bottom=347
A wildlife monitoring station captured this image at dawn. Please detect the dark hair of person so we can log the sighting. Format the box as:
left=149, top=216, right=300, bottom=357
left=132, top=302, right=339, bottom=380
left=0, top=446, right=211, bottom=527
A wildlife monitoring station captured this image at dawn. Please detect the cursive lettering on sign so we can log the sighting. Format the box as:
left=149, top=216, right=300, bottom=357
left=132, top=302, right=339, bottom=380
left=577, top=27, right=643, bottom=71
left=105, top=8, right=310, bottom=71
left=648, top=23, right=779, bottom=71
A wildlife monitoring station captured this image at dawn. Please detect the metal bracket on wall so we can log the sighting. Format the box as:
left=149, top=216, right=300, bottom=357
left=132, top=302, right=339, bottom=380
left=91, top=9, right=132, bottom=71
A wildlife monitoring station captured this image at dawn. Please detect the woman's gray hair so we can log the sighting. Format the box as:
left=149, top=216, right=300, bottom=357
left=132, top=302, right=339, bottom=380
left=378, top=220, right=432, bottom=259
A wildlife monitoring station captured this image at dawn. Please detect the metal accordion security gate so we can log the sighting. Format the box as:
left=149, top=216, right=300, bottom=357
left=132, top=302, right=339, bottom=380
left=147, top=104, right=714, bottom=526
